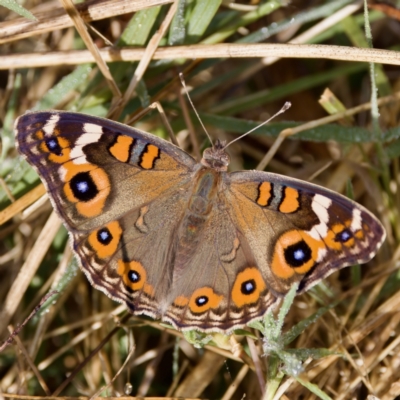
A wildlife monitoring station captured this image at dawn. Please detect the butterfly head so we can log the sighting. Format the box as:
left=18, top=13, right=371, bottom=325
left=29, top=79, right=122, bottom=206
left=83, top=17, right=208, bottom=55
left=201, top=139, right=230, bottom=172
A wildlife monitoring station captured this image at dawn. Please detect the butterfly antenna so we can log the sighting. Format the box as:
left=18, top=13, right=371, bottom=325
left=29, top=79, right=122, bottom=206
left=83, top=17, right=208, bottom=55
left=223, top=101, right=292, bottom=150
left=179, top=72, right=214, bottom=146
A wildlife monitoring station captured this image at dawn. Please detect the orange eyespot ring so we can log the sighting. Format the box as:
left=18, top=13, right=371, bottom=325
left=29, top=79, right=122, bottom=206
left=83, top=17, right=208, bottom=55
left=188, top=287, right=223, bottom=314
left=231, top=267, right=266, bottom=307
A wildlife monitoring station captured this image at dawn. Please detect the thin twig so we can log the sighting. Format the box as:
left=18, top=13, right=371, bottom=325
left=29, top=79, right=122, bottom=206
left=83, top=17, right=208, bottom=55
left=0, top=291, right=58, bottom=353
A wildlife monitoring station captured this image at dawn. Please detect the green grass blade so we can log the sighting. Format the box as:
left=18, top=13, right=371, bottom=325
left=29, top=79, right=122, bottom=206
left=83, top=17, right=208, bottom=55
left=169, top=0, right=186, bottom=45
left=211, top=64, right=366, bottom=115
left=201, top=0, right=284, bottom=45
left=34, top=64, right=93, bottom=111
left=186, top=0, right=222, bottom=43
left=0, top=0, right=37, bottom=20
left=240, top=0, right=353, bottom=43
left=295, top=376, right=333, bottom=400
left=282, top=304, right=334, bottom=346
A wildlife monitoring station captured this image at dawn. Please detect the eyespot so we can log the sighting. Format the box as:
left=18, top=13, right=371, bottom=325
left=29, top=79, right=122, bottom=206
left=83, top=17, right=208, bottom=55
left=117, top=260, right=154, bottom=296
left=188, top=287, right=222, bottom=314
left=271, top=230, right=326, bottom=279
left=284, top=240, right=312, bottom=267
left=70, top=172, right=99, bottom=202
left=45, top=137, right=62, bottom=155
left=88, top=221, right=122, bottom=259
left=231, top=267, right=266, bottom=307
left=63, top=162, right=110, bottom=217
left=40, top=134, right=71, bottom=163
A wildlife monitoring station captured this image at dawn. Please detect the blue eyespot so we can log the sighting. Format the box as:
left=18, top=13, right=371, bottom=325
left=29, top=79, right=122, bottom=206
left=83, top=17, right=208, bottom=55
left=128, top=270, right=140, bottom=283
left=284, top=240, right=312, bottom=268
left=97, top=228, right=112, bottom=245
left=70, top=172, right=98, bottom=202
left=241, top=279, right=256, bottom=295
left=195, top=296, right=208, bottom=306
left=45, top=137, right=62, bottom=155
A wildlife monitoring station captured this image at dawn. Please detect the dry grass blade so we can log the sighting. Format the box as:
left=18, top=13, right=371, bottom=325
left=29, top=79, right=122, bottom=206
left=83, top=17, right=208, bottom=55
left=0, top=212, right=61, bottom=332
left=0, top=184, right=46, bottom=225
left=58, top=0, right=121, bottom=97
left=108, top=0, right=178, bottom=119
left=0, top=0, right=174, bottom=44
left=2, top=43, right=400, bottom=69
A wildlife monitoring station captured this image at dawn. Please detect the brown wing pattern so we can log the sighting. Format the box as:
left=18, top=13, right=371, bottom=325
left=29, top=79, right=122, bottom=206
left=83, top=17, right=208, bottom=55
left=227, top=171, right=385, bottom=296
left=15, top=112, right=385, bottom=332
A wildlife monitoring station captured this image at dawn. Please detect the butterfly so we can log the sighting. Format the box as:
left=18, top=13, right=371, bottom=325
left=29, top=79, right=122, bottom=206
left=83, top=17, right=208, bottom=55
left=15, top=111, right=386, bottom=332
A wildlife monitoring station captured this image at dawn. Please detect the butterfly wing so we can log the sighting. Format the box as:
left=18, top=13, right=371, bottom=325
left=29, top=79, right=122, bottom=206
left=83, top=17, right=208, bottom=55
left=161, top=200, right=278, bottom=331
left=158, top=169, right=385, bottom=332
left=15, top=111, right=197, bottom=317
left=16, top=111, right=196, bottom=231
left=15, top=112, right=386, bottom=332
left=226, top=170, right=386, bottom=296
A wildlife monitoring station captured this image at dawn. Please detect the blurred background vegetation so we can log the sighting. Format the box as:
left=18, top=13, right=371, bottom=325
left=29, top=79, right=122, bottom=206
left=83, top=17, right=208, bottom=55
left=0, top=0, right=399, bottom=398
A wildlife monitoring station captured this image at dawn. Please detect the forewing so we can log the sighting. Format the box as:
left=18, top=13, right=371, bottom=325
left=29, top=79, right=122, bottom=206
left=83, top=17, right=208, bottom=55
left=226, top=170, right=386, bottom=296
left=15, top=111, right=197, bottom=316
left=15, top=111, right=196, bottom=232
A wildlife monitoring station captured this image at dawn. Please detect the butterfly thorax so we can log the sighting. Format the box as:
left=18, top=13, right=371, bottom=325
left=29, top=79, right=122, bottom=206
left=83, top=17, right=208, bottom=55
left=201, top=139, right=230, bottom=172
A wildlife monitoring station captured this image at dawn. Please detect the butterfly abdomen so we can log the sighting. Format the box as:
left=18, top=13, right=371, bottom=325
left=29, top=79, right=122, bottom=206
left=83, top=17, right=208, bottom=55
left=172, top=168, right=221, bottom=280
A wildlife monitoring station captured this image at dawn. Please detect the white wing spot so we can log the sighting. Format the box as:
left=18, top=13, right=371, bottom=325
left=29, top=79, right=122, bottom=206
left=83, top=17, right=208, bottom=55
left=350, top=208, right=362, bottom=231
left=58, top=165, right=67, bottom=182
left=70, top=123, right=103, bottom=165
left=307, top=194, right=331, bottom=240
left=43, top=114, right=60, bottom=136
left=316, top=247, right=327, bottom=262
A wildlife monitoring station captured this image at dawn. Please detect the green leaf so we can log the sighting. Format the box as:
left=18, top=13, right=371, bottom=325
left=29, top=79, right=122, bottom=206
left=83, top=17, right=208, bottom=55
left=118, top=5, right=162, bottom=46
left=241, top=0, right=353, bottom=43
left=273, top=282, right=298, bottom=339
left=277, top=349, right=304, bottom=376
left=282, top=304, right=334, bottom=346
left=0, top=158, right=40, bottom=209
left=386, top=138, right=400, bottom=159
left=169, top=0, right=186, bottom=45
left=186, top=0, right=222, bottom=43
left=0, top=0, right=37, bottom=20
left=197, top=113, right=384, bottom=143
left=182, top=330, right=214, bottom=348
left=285, top=347, right=342, bottom=361
left=34, top=64, right=93, bottom=111
left=295, top=376, right=333, bottom=400
left=36, top=257, right=80, bottom=319
left=201, top=0, right=284, bottom=45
